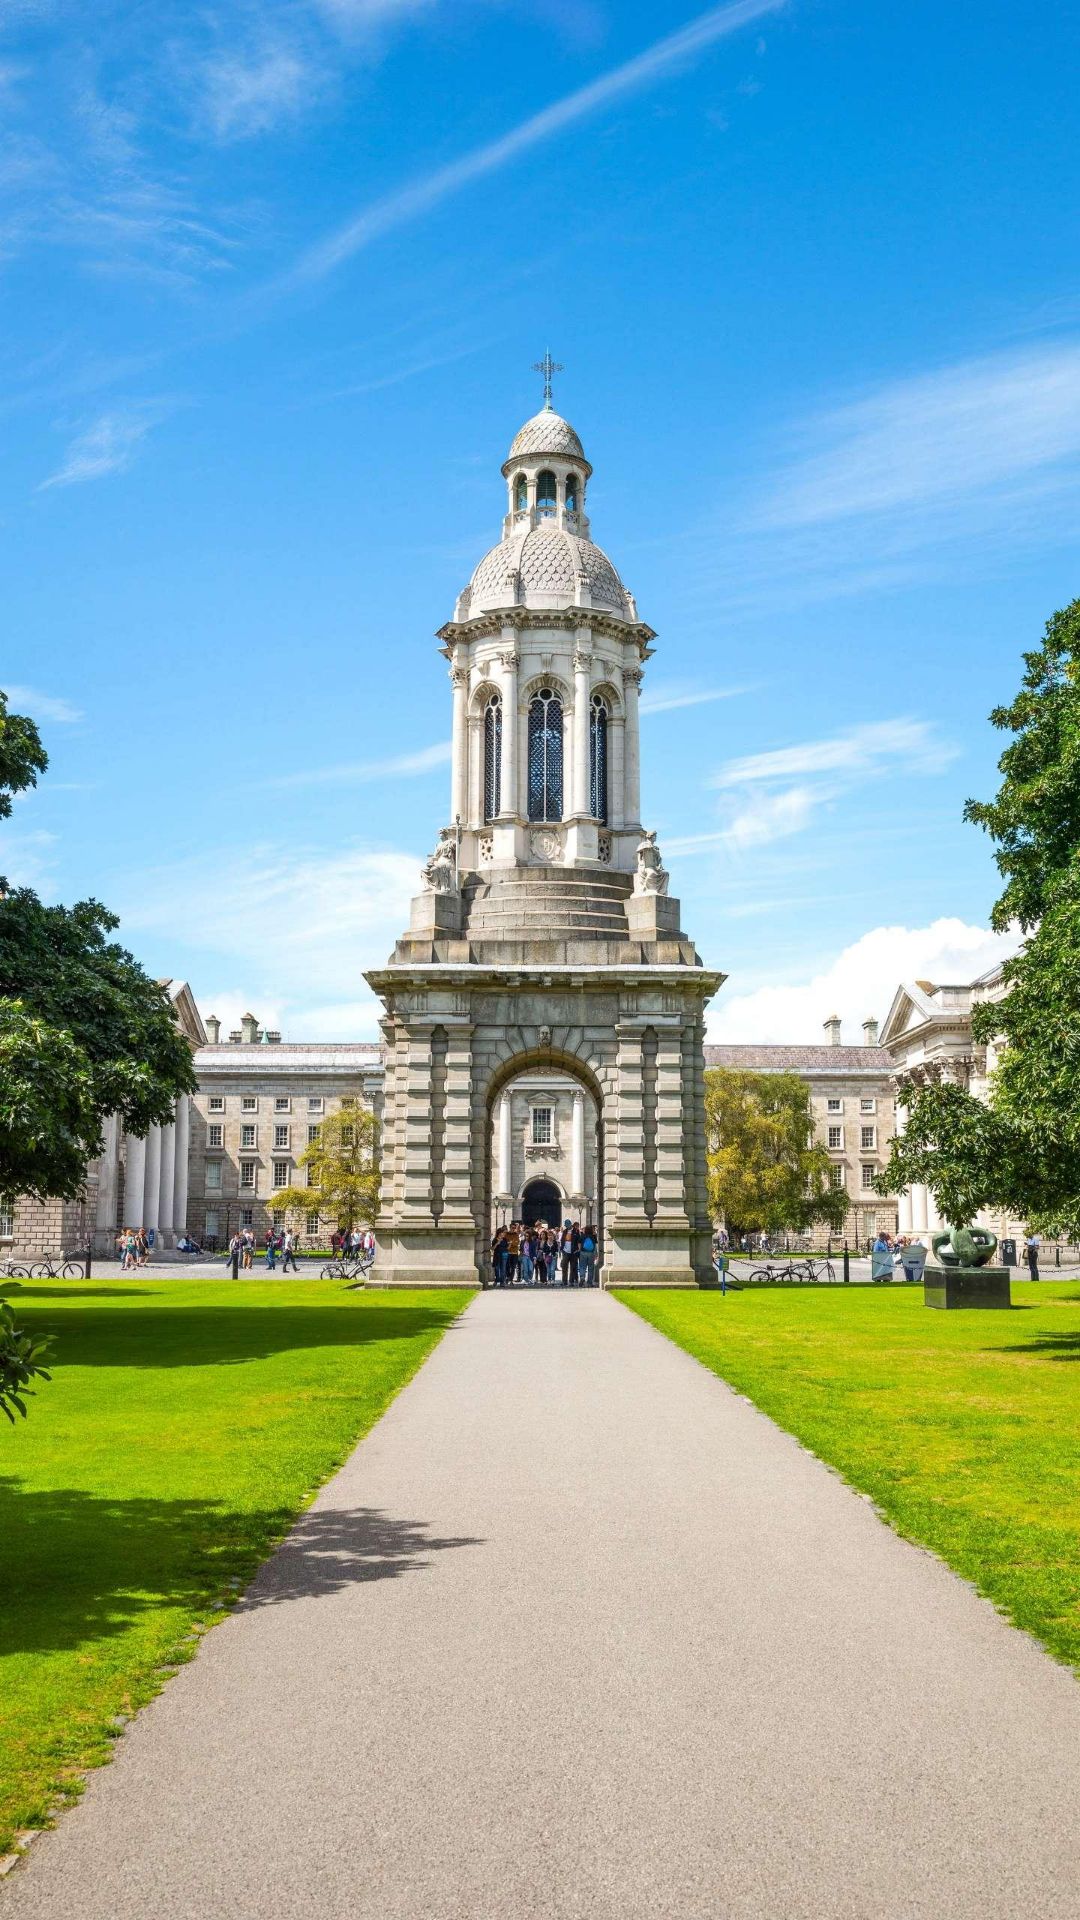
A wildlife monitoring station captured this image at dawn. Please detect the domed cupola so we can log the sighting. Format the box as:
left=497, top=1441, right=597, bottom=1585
left=500, top=403, right=594, bottom=543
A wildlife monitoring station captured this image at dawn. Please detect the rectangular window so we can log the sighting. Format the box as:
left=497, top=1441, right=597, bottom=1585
left=829, top=1166, right=845, bottom=1190
left=861, top=1163, right=875, bottom=1189
left=204, top=1209, right=220, bottom=1239
left=341, top=1124, right=355, bottom=1148
left=308, top=1125, right=319, bottom=1145
left=241, top=1124, right=256, bottom=1149
left=306, top=1210, right=319, bottom=1234
left=240, top=1162, right=256, bottom=1190
left=860, top=1098, right=876, bottom=1114
left=240, top=1207, right=253, bottom=1228
left=827, top=1098, right=842, bottom=1114
left=204, top=1161, right=222, bottom=1191
left=861, top=1126, right=876, bottom=1150
left=307, top=1097, right=323, bottom=1114
left=208, top=1095, right=224, bottom=1113
left=0, top=1201, right=13, bottom=1238
left=272, top=1210, right=284, bottom=1228
left=828, top=1125, right=843, bottom=1150
left=532, top=1107, right=553, bottom=1145
left=274, top=1125, right=289, bottom=1149
left=241, top=1096, right=258, bottom=1113
left=275, top=1097, right=291, bottom=1113
left=272, top=1162, right=289, bottom=1189
left=207, top=1123, right=223, bottom=1149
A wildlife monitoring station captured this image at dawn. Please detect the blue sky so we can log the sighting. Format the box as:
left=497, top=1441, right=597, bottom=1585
left=3, top=0, right=1078, bottom=1041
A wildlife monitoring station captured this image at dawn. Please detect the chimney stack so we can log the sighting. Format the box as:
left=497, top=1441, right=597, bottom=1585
left=240, top=1012, right=259, bottom=1044
left=862, top=1016, right=879, bottom=1046
left=204, top=1014, right=221, bottom=1044
left=824, top=1014, right=842, bottom=1047
left=265, top=1029, right=282, bottom=1044
left=228, top=1029, right=242, bottom=1044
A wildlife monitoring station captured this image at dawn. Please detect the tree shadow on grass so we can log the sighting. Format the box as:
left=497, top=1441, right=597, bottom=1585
left=0, top=1479, right=481, bottom=1659
left=997, top=1331, right=1080, bottom=1360
left=7, top=1303, right=464, bottom=1369
left=1, top=1287, right=150, bottom=1300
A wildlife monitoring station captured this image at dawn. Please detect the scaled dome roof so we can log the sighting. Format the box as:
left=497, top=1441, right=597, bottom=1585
left=506, top=409, right=587, bottom=464
left=463, top=523, right=632, bottom=620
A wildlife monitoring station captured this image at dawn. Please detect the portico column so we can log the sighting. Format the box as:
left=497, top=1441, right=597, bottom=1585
left=172, top=1094, right=190, bottom=1235
left=498, top=639, right=518, bottom=819
left=911, top=1183, right=929, bottom=1232
left=610, top=716, right=626, bottom=830
left=623, top=667, right=642, bottom=828
left=571, top=1089, right=585, bottom=1196
left=124, top=1132, right=146, bottom=1228
left=95, top=1113, right=120, bottom=1235
left=573, top=647, right=592, bottom=816
left=143, top=1125, right=162, bottom=1235
left=898, top=1187, right=913, bottom=1233
left=158, top=1119, right=176, bottom=1246
left=497, top=1093, right=512, bottom=1195
left=450, top=666, right=469, bottom=824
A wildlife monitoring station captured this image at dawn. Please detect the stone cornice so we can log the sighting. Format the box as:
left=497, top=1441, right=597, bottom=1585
left=365, top=963, right=725, bottom=994
left=437, top=609, right=656, bottom=658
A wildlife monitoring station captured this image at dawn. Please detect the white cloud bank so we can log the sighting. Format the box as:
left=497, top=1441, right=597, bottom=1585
left=39, top=410, right=157, bottom=489
left=708, top=917, right=1021, bottom=1044
left=3, top=684, right=82, bottom=723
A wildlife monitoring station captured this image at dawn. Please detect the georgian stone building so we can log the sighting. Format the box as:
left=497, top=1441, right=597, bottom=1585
left=705, top=1015, right=899, bottom=1241
left=186, top=1016, right=382, bottom=1247
left=367, top=390, right=722, bottom=1285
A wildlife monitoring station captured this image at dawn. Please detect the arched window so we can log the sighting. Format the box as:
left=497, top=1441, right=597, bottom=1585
left=528, top=688, right=563, bottom=822
left=590, top=693, right=609, bottom=823
left=564, top=471, right=579, bottom=515
left=483, top=692, right=502, bottom=821
left=514, top=472, right=528, bottom=513
left=536, top=470, right=557, bottom=517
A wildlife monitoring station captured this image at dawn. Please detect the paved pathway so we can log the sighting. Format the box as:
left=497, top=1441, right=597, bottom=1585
left=7, top=1290, right=1080, bottom=1918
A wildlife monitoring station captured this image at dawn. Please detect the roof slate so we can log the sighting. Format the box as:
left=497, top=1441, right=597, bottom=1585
left=704, top=1044, right=893, bottom=1072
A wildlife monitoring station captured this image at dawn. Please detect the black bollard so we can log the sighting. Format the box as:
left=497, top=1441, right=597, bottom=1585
left=85, top=1240, right=92, bottom=1280
left=843, top=1240, right=850, bottom=1284
left=1056, top=1242, right=1060, bottom=1268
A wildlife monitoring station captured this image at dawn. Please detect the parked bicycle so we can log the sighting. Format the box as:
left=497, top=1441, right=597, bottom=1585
left=1, top=1251, right=86, bottom=1280
left=320, top=1252, right=375, bottom=1283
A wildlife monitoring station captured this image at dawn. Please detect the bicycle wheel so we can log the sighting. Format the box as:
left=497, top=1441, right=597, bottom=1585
left=821, top=1260, right=836, bottom=1283
left=747, top=1266, right=772, bottom=1284
left=61, top=1260, right=85, bottom=1278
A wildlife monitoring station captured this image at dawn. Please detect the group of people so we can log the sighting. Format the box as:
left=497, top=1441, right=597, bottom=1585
left=330, top=1228, right=375, bottom=1261
left=226, top=1226, right=300, bottom=1274
left=116, top=1228, right=150, bottom=1268
left=490, top=1220, right=600, bottom=1288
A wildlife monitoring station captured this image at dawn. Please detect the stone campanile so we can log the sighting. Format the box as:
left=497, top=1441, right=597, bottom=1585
left=366, top=384, right=723, bottom=1286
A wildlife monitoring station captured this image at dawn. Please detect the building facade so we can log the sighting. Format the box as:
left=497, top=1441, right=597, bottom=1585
left=705, top=1016, right=899, bottom=1241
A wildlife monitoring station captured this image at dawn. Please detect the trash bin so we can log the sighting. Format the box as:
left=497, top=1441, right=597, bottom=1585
left=1000, top=1237, right=1017, bottom=1267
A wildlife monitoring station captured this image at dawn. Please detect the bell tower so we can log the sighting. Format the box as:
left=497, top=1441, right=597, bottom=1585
left=366, top=374, right=723, bottom=1287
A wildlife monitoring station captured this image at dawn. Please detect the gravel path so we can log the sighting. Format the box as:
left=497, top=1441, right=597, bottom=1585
left=7, top=1288, right=1080, bottom=1918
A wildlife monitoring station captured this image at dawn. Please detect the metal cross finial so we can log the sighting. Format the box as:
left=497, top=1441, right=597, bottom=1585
left=532, top=350, right=563, bottom=410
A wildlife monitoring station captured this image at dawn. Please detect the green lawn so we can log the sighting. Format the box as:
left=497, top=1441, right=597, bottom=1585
left=0, top=1279, right=471, bottom=1853
left=615, top=1280, right=1080, bottom=1672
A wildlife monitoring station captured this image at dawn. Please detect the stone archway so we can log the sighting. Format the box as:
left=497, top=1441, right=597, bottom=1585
left=520, top=1179, right=563, bottom=1230
left=367, top=967, right=718, bottom=1287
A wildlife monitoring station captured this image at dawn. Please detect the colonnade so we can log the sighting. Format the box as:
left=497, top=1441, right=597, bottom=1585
left=96, top=1094, right=191, bottom=1245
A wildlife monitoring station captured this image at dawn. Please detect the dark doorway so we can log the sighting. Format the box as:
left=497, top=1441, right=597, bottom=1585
left=521, top=1179, right=563, bottom=1230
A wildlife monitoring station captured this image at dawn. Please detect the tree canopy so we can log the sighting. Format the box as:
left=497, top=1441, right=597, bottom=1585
left=705, top=1067, right=850, bottom=1240
left=0, top=690, right=196, bottom=1204
left=880, top=599, right=1080, bottom=1233
left=269, top=1106, right=380, bottom=1235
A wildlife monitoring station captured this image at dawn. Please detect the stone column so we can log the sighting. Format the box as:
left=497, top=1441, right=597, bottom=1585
left=573, top=648, right=592, bottom=817
left=401, top=1029, right=436, bottom=1219
left=125, top=1132, right=146, bottom=1228
left=143, top=1125, right=162, bottom=1235
left=172, top=1094, right=190, bottom=1235
left=498, top=642, right=518, bottom=819
left=654, top=1026, right=691, bottom=1228
left=623, top=668, right=642, bottom=828
left=612, top=1024, right=646, bottom=1221
left=467, top=714, right=483, bottom=826
left=571, top=1088, right=585, bottom=1198
left=95, top=1113, right=120, bottom=1235
left=450, top=667, right=469, bottom=825
left=497, top=1093, right=512, bottom=1196
left=158, top=1119, right=176, bottom=1247
left=440, top=1025, right=475, bottom=1224
left=610, top=715, right=626, bottom=830
left=911, top=1183, right=929, bottom=1232
left=898, top=1186, right=913, bottom=1234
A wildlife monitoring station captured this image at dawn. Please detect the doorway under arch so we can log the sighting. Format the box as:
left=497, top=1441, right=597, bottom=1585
left=521, top=1178, right=564, bottom=1230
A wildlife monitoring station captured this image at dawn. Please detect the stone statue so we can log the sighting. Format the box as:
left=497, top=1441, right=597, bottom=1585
left=422, top=827, right=459, bottom=894
left=633, top=829, right=669, bottom=897
left=931, top=1226, right=998, bottom=1268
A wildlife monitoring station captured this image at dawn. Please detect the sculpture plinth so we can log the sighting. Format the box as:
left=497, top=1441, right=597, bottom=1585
left=923, top=1226, right=1012, bottom=1310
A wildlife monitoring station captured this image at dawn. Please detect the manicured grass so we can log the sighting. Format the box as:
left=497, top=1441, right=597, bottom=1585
left=614, top=1281, right=1080, bottom=1672
left=0, top=1279, right=471, bottom=1853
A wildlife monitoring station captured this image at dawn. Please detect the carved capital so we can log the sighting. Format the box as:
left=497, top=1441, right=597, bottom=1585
left=623, top=668, right=644, bottom=688
left=449, top=666, right=469, bottom=688
left=496, top=648, right=518, bottom=669
left=573, top=650, right=593, bottom=674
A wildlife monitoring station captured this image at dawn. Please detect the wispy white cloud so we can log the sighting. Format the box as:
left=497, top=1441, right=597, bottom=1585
left=2, top=684, right=82, bottom=723
left=640, top=680, right=751, bottom=716
left=198, top=40, right=319, bottom=142
left=270, top=740, right=451, bottom=790
left=0, top=826, right=59, bottom=894
left=669, top=785, right=817, bottom=855
left=286, top=0, right=783, bottom=284
left=707, top=918, right=1021, bottom=1044
left=712, top=719, right=957, bottom=788
left=39, top=408, right=159, bottom=489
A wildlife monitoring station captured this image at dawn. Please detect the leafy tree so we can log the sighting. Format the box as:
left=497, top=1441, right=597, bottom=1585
left=879, top=599, right=1080, bottom=1231
left=270, top=1107, right=380, bottom=1237
left=0, top=1296, right=51, bottom=1422
left=705, top=1067, right=850, bottom=1241
left=0, top=688, right=196, bottom=1205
